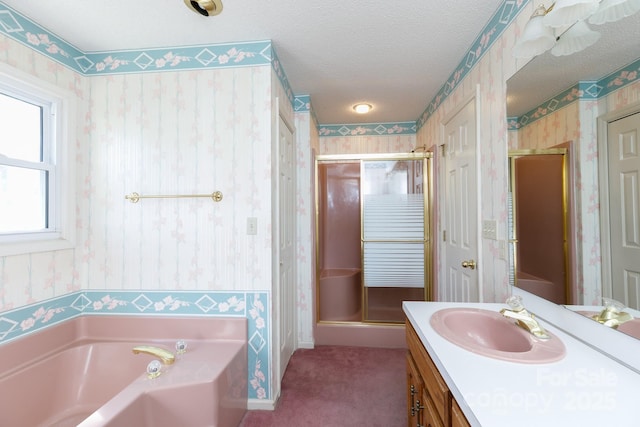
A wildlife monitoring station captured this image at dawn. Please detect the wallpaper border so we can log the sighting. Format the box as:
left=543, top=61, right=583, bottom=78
left=508, top=57, right=640, bottom=130
left=417, top=0, right=530, bottom=130
left=7, top=0, right=634, bottom=133
left=0, top=3, right=271, bottom=73
left=0, top=0, right=528, bottom=132
left=0, top=290, right=271, bottom=401
left=318, top=121, right=418, bottom=136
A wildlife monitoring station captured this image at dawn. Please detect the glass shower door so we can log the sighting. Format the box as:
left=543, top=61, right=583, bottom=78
left=362, top=159, right=427, bottom=323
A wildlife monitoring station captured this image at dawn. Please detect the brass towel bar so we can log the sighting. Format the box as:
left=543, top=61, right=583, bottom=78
left=125, top=191, right=223, bottom=203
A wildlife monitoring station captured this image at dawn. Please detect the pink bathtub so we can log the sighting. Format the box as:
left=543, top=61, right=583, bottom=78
left=319, top=268, right=362, bottom=321
left=516, top=271, right=559, bottom=303
left=0, top=316, right=247, bottom=427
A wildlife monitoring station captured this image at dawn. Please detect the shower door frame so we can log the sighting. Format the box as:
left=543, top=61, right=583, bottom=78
left=315, top=152, right=433, bottom=325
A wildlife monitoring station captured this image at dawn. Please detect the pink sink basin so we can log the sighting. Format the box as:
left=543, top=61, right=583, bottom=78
left=618, top=319, right=640, bottom=339
left=430, top=308, right=566, bottom=364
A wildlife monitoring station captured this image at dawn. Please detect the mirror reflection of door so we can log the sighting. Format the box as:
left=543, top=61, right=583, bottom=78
left=606, top=111, right=640, bottom=310
left=509, top=148, right=570, bottom=305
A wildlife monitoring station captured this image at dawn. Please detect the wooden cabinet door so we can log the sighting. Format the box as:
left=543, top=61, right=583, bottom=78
left=406, top=352, right=423, bottom=427
left=421, top=387, right=444, bottom=427
left=451, top=398, right=471, bottom=427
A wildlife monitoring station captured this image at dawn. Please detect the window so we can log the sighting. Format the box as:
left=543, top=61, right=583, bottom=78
left=0, top=63, right=76, bottom=256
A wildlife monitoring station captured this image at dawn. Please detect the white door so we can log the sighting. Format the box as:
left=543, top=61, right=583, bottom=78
left=608, top=112, right=640, bottom=309
left=277, top=113, right=296, bottom=381
left=442, top=96, right=480, bottom=302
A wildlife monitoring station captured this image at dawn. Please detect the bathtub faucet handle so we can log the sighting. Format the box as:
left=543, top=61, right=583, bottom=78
left=146, top=360, right=163, bottom=379
left=175, top=339, right=188, bottom=354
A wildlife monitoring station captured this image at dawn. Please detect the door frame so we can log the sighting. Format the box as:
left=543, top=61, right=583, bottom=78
left=597, top=101, right=640, bottom=299
left=273, top=98, right=297, bottom=401
left=313, top=152, right=433, bottom=324
left=438, top=84, right=482, bottom=301
left=508, top=148, right=571, bottom=304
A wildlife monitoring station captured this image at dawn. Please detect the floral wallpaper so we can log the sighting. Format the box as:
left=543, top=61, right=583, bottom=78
left=294, top=108, right=319, bottom=348
left=0, top=28, right=279, bottom=403
left=319, top=134, right=416, bottom=155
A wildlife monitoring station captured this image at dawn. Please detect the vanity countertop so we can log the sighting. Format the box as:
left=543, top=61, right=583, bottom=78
left=403, top=301, right=640, bottom=427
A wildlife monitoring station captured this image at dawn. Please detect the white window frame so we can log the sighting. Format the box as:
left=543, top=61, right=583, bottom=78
left=0, top=62, right=76, bottom=256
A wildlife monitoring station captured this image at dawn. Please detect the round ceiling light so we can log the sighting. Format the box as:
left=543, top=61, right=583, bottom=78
left=353, top=103, right=373, bottom=114
left=184, top=0, right=223, bottom=16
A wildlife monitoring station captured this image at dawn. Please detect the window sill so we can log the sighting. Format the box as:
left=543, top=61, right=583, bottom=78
left=0, top=236, right=75, bottom=257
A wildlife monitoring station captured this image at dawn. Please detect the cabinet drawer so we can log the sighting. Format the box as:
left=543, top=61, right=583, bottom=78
left=406, top=321, right=451, bottom=423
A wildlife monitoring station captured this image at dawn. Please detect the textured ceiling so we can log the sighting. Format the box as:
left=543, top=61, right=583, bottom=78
left=0, top=0, right=505, bottom=124
left=507, top=12, right=640, bottom=117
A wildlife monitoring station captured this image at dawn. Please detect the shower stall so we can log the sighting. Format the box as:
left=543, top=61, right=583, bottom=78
left=315, top=153, right=432, bottom=325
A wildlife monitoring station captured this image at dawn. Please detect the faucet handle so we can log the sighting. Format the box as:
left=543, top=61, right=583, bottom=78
left=146, top=360, right=163, bottom=379
left=175, top=339, right=188, bottom=354
left=602, top=297, right=625, bottom=312
left=505, top=295, right=524, bottom=311
left=595, top=297, right=632, bottom=325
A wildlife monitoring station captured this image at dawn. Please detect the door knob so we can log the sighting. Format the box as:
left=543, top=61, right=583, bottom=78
left=461, top=260, right=476, bottom=270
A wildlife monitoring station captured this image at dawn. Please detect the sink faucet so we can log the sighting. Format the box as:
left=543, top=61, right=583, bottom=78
left=132, top=345, right=176, bottom=365
left=500, top=296, right=550, bottom=340
left=592, top=298, right=633, bottom=329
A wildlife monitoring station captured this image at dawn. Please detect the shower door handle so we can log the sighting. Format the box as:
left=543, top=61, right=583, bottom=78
left=461, top=260, right=476, bottom=270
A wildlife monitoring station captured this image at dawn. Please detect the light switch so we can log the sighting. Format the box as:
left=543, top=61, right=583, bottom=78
left=247, top=217, right=258, bottom=235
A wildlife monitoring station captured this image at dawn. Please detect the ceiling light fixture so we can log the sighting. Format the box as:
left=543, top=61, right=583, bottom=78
left=184, top=0, right=223, bottom=16
left=543, top=0, right=600, bottom=28
left=513, top=0, right=640, bottom=59
left=353, top=103, right=373, bottom=114
left=588, top=0, right=640, bottom=24
left=513, top=5, right=556, bottom=59
left=550, top=19, right=601, bottom=56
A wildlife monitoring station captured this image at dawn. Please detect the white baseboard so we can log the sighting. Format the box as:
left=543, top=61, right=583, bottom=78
left=247, top=398, right=277, bottom=411
left=297, top=340, right=314, bottom=349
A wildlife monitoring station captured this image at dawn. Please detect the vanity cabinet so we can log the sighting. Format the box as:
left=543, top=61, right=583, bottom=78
left=451, top=399, right=470, bottom=427
left=406, top=320, right=471, bottom=427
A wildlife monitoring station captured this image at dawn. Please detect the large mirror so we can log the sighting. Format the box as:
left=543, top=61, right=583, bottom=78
left=507, top=11, right=640, bottom=339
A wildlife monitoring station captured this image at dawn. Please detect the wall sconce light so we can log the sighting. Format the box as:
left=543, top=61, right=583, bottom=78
left=184, top=0, right=223, bottom=16
left=513, top=0, right=640, bottom=59
left=353, top=103, right=373, bottom=114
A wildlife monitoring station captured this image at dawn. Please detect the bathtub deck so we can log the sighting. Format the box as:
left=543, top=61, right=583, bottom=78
left=0, top=316, right=247, bottom=427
